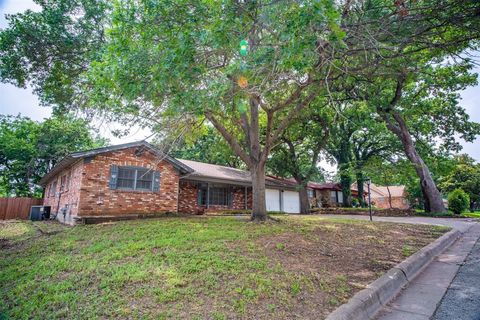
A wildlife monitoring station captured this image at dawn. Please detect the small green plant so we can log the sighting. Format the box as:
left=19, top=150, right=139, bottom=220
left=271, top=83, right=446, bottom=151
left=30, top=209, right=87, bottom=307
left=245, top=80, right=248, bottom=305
left=402, top=245, right=414, bottom=257
left=448, top=189, right=470, bottom=215
left=290, top=281, right=301, bottom=296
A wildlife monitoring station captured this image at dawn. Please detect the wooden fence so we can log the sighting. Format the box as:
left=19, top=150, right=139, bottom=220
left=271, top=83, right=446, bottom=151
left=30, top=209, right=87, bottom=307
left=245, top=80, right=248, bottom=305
left=0, top=197, right=43, bottom=220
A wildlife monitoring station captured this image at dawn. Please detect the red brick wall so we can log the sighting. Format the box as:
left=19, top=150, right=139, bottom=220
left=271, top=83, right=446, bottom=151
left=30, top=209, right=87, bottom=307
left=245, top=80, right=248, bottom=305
left=43, top=160, right=83, bottom=224
left=78, top=148, right=180, bottom=216
left=178, top=180, right=252, bottom=214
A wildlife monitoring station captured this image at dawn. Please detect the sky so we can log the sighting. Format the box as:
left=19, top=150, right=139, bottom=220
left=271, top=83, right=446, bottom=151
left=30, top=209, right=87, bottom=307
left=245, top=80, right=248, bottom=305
left=0, top=0, right=479, bottom=168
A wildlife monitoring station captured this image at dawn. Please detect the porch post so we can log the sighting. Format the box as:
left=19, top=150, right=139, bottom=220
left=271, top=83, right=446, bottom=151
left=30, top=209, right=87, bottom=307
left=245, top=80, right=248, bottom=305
left=206, top=183, right=210, bottom=209
left=244, top=186, right=247, bottom=209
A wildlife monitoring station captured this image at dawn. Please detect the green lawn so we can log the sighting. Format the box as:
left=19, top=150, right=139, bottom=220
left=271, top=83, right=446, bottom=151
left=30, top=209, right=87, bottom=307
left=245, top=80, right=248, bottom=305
left=0, top=216, right=449, bottom=319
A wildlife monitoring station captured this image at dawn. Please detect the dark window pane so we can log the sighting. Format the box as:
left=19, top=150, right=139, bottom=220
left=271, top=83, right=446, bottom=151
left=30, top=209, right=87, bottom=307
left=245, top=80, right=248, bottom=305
left=136, top=169, right=153, bottom=190
left=117, top=167, right=135, bottom=189
left=209, top=187, right=229, bottom=206
left=198, top=188, right=207, bottom=205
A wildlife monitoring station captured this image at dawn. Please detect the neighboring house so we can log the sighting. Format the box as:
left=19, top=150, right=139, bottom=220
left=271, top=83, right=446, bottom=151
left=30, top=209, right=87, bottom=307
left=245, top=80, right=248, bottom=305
left=307, top=182, right=361, bottom=207
left=40, top=141, right=300, bottom=224
left=352, top=182, right=410, bottom=209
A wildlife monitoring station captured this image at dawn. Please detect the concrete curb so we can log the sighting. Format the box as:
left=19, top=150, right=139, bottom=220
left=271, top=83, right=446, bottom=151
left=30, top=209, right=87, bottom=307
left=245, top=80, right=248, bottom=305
left=325, top=228, right=462, bottom=320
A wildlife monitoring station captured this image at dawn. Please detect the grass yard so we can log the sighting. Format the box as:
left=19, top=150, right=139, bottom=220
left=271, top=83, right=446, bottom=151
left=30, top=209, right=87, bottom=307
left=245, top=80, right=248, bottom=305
left=0, top=216, right=449, bottom=319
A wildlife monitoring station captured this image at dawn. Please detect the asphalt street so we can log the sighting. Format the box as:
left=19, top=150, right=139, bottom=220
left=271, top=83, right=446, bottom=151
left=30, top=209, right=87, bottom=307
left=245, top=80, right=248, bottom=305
left=432, top=236, right=480, bottom=320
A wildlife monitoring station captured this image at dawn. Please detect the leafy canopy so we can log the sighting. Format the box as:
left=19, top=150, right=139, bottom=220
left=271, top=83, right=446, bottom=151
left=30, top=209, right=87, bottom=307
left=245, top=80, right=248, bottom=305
left=0, top=115, right=107, bottom=197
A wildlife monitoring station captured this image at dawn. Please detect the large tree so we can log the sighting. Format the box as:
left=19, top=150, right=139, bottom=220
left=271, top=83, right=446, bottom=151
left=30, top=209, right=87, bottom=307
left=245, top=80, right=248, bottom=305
left=82, top=0, right=347, bottom=221
left=0, top=115, right=107, bottom=197
left=337, top=0, right=480, bottom=212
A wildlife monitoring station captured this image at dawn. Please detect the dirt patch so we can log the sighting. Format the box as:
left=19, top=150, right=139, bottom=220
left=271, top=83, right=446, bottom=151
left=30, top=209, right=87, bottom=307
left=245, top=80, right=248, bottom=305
left=229, top=220, right=447, bottom=319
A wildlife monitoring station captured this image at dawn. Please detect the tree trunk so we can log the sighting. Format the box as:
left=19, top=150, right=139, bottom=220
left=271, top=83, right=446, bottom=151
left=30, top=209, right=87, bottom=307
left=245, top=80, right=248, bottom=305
left=386, top=185, right=392, bottom=209
left=386, top=112, right=446, bottom=213
left=298, top=183, right=310, bottom=214
left=339, top=166, right=352, bottom=207
left=356, top=171, right=365, bottom=207
left=250, top=163, right=267, bottom=221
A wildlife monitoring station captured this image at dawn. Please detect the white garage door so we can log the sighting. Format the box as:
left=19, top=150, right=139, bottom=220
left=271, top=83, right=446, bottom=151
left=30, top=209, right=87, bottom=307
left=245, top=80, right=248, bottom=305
left=265, top=189, right=281, bottom=211
left=283, top=190, right=300, bottom=213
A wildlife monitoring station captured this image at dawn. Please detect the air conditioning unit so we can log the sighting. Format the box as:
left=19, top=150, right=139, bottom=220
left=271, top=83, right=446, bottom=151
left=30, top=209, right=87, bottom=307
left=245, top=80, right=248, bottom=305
left=29, top=206, right=52, bottom=221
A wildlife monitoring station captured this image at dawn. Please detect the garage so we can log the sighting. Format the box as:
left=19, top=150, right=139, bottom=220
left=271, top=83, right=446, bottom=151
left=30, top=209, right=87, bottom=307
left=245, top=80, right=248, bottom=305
left=265, top=189, right=281, bottom=211
left=265, top=188, right=300, bottom=213
left=282, top=190, right=300, bottom=213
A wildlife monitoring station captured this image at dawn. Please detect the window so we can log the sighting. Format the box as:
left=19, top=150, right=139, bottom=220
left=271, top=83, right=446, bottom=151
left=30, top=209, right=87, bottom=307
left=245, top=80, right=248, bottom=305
left=337, top=191, right=344, bottom=204
left=135, top=169, right=153, bottom=190
left=209, top=187, right=230, bottom=206
left=50, top=181, right=57, bottom=197
left=307, top=189, right=314, bottom=198
left=60, top=175, right=67, bottom=192
left=330, top=190, right=337, bottom=203
left=117, top=167, right=135, bottom=189
left=198, top=184, right=232, bottom=206
left=114, top=166, right=155, bottom=191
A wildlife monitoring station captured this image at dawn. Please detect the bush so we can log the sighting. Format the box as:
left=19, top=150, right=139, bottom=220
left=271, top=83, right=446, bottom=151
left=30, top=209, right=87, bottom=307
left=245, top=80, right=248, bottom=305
left=447, top=189, right=470, bottom=215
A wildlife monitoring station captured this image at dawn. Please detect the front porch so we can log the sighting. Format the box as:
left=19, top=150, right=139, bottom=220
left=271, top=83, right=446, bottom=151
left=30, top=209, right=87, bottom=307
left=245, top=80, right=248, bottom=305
left=178, top=180, right=252, bottom=214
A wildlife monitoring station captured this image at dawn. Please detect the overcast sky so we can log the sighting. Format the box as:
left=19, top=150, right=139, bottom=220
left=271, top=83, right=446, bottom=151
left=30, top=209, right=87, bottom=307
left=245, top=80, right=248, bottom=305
left=0, top=0, right=479, bottom=164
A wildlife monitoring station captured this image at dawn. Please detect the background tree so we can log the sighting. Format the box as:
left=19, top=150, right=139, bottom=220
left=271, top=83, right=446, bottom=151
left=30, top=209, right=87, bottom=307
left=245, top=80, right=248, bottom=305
left=0, top=0, right=109, bottom=110
left=0, top=115, right=106, bottom=197
left=339, top=0, right=480, bottom=212
left=267, top=108, right=330, bottom=214
left=440, top=155, right=480, bottom=212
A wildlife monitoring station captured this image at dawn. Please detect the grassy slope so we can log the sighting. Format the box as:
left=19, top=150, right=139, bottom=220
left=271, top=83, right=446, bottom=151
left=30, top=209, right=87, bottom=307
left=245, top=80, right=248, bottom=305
left=0, top=217, right=448, bottom=319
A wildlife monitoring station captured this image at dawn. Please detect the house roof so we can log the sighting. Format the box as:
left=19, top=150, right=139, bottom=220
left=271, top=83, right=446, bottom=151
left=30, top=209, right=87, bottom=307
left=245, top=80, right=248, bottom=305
left=374, top=185, right=406, bottom=198
left=308, top=182, right=342, bottom=191
left=351, top=182, right=406, bottom=198
left=38, top=141, right=193, bottom=186
left=178, top=159, right=297, bottom=189
left=39, top=141, right=298, bottom=189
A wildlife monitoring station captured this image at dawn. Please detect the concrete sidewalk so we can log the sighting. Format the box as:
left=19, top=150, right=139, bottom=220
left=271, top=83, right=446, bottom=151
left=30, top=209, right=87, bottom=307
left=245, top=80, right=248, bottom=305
left=433, top=234, right=480, bottom=320
left=375, top=223, right=480, bottom=320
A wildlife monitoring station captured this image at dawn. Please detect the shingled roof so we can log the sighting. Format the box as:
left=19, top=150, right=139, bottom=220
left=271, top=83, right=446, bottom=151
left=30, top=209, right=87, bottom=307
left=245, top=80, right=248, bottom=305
left=38, top=141, right=193, bottom=186
left=39, top=141, right=298, bottom=189
left=178, top=159, right=297, bottom=189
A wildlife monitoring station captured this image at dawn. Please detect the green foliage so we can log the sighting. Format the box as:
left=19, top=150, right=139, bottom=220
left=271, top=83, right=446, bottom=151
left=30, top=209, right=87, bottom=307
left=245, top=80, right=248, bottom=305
left=0, top=115, right=107, bottom=197
left=0, top=0, right=109, bottom=109
left=267, top=106, right=331, bottom=184
left=439, top=155, right=480, bottom=211
left=447, top=189, right=470, bottom=215
left=170, top=126, right=243, bottom=169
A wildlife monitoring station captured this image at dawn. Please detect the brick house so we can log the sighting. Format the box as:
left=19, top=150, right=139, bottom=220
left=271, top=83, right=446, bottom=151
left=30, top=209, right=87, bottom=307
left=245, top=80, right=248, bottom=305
left=307, top=182, right=363, bottom=207
left=40, top=141, right=299, bottom=224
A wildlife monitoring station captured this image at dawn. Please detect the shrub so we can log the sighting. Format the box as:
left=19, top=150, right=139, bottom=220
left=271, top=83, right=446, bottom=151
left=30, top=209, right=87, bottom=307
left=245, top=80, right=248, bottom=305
left=447, top=189, right=470, bottom=215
